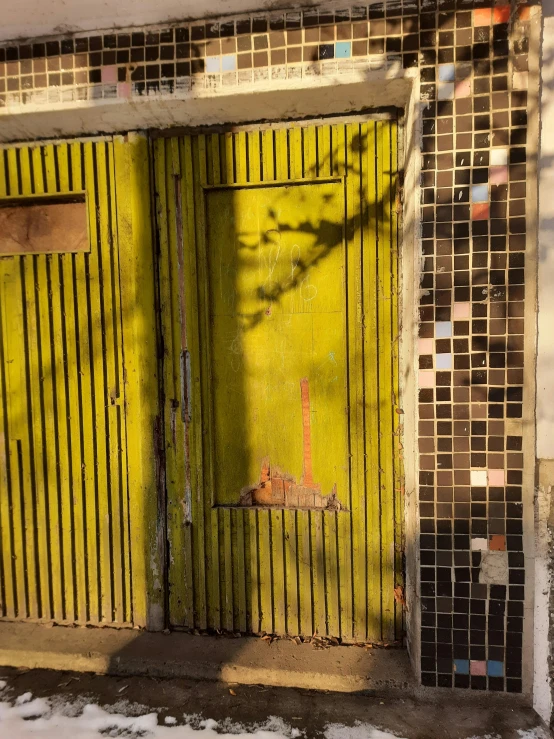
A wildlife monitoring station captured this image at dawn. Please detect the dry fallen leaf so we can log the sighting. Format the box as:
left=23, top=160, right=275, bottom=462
left=229, top=689, right=237, bottom=696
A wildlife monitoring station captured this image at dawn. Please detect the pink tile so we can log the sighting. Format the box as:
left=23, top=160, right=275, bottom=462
left=419, top=371, right=435, bottom=388
left=472, top=202, right=489, bottom=220
left=488, top=469, right=505, bottom=486
left=419, top=338, right=434, bottom=355
left=489, top=165, right=508, bottom=185
left=470, top=660, right=487, bottom=676
left=473, top=8, right=492, bottom=26
left=117, top=82, right=131, bottom=98
left=453, top=302, right=470, bottom=319
left=101, top=65, right=118, bottom=84
left=455, top=79, right=471, bottom=98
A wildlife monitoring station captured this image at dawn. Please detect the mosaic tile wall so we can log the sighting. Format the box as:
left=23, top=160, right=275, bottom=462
left=0, top=0, right=536, bottom=692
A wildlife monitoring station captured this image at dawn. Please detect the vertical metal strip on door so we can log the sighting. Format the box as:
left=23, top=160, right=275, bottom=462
left=157, top=120, right=402, bottom=642
left=0, top=141, right=131, bottom=625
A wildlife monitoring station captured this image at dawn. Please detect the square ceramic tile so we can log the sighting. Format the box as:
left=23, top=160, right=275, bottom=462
left=335, top=41, right=351, bottom=58
left=439, top=64, right=455, bottom=82
left=419, top=338, right=434, bottom=355
left=205, top=56, right=221, bottom=73
left=470, top=470, right=488, bottom=486
left=436, top=353, right=452, bottom=369
left=221, top=55, right=237, bottom=71
left=437, top=81, right=454, bottom=100
left=419, top=371, right=435, bottom=388
left=435, top=322, right=452, bottom=338
left=490, top=148, right=508, bottom=166
left=471, top=537, right=489, bottom=551
left=453, top=303, right=470, bottom=319
left=470, top=661, right=487, bottom=676
left=487, top=661, right=504, bottom=678
left=488, top=469, right=505, bottom=486
left=471, top=184, right=489, bottom=202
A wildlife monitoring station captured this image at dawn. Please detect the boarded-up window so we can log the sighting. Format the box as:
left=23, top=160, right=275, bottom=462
left=0, top=196, right=89, bottom=255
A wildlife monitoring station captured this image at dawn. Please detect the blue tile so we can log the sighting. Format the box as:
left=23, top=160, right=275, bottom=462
left=454, top=659, right=469, bottom=675
left=205, top=56, right=221, bottom=73
left=471, top=184, right=489, bottom=202
left=436, top=353, right=452, bottom=369
left=221, top=54, right=237, bottom=71
left=487, top=661, right=504, bottom=677
left=435, top=321, right=452, bottom=338
left=439, top=63, right=455, bottom=82
left=335, top=41, right=352, bottom=58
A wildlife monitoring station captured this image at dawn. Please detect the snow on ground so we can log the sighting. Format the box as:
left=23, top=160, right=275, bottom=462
left=0, top=689, right=404, bottom=739
left=0, top=686, right=548, bottom=739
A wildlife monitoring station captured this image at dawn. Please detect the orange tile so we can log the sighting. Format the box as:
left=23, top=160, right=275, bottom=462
left=518, top=5, right=531, bottom=20
left=473, top=8, right=492, bottom=26
left=489, top=534, right=507, bottom=551
left=472, top=202, right=489, bottom=220
left=493, top=5, right=511, bottom=23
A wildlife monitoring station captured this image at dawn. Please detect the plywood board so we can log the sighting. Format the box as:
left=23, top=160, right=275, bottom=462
left=0, top=200, right=89, bottom=255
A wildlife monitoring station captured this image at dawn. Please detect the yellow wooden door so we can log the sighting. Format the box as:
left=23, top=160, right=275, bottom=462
left=156, top=119, right=402, bottom=642
left=0, top=141, right=132, bottom=625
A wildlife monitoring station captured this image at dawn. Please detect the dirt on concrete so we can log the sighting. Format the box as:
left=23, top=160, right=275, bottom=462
left=0, top=666, right=548, bottom=738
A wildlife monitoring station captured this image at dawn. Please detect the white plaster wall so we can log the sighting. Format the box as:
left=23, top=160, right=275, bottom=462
left=538, top=1, right=554, bottom=461
left=535, top=1, right=554, bottom=725
left=534, top=472, right=552, bottom=725
left=0, top=0, right=318, bottom=43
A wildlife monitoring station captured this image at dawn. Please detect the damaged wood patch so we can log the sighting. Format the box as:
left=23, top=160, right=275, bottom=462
left=239, top=378, right=341, bottom=511
left=0, top=198, right=89, bottom=255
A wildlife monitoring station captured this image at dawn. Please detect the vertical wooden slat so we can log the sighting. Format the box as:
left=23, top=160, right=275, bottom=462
left=324, top=513, right=339, bottom=636
left=311, top=511, right=326, bottom=635
left=22, top=252, right=49, bottom=620
left=61, top=142, right=87, bottom=622
left=223, top=507, right=234, bottom=631
left=363, top=122, right=382, bottom=641
left=390, top=122, right=403, bottom=640
left=179, top=136, right=197, bottom=627
left=275, top=129, right=288, bottom=180
left=0, top=259, right=16, bottom=619
left=192, top=135, right=210, bottom=629
left=249, top=131, right=263, bottom=182
left=377, top=122, right=395, bottom=641
left=283, top=508, right=299, bottom=635
left=258, top=508, right=272, bottom=634
left=89, top=143, right=113, bottom=623
left=249, top=510, right=260, bottom=632
left=108, top=142, right=131, bottom=624
left=271, top=509, right=286, bottom=635
left=235, top=508, right=247, bottom=632
left=347, top=124, right=368, bottom=642
left=158, top=138, right=182, bottom=625
left=53, top=144, right=77, bottom=622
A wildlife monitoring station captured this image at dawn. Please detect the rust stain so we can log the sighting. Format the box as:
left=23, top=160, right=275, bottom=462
left=239, top=378, right=340, bottom=511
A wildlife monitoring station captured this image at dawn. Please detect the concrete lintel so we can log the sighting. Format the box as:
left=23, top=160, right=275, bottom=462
left=0, top=71, right=413, bottom=144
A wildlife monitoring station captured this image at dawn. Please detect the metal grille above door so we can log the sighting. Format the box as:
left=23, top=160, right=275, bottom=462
left=155, top=119, right=403, bottom=642
left=0, top=141, right=132, bottom=625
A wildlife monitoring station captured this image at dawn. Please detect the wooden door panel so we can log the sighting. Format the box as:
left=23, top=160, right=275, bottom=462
left=206, top=183, right=348, bottom=509
left=157, top=121, right=402, bottom=642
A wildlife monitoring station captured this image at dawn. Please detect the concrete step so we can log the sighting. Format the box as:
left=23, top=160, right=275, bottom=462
left=0, top=621, right=415, bottom=693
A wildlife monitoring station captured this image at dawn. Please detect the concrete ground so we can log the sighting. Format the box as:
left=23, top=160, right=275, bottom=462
left=0, top=666, right=548, bottom=738
left=0, top=622, right=549, bottom=737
